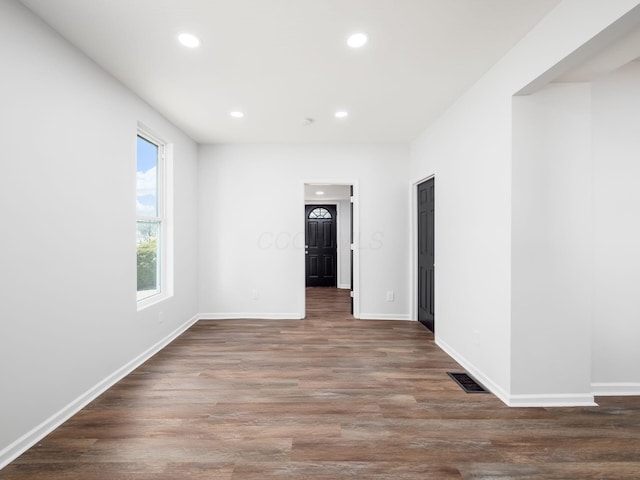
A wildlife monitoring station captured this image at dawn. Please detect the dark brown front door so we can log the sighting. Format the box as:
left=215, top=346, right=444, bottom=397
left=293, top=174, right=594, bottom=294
left=418, top=178, right=435, bottom=331
left=305, top=205, right=337, bottom=287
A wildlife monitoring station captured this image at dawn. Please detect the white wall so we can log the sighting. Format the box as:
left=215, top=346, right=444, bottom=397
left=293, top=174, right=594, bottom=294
left=0, top=0, right=199, bottom=464
left=409, top=0, right=640, bottom=404
left=410, top=86, right=515, bottom=399
left=511, top=84, right=593, bottom=404
left=591, top=60, right=640, bottom=394
left=509, top=61, right=640, bottom=401
left=198, top=144, right=410, bottom=320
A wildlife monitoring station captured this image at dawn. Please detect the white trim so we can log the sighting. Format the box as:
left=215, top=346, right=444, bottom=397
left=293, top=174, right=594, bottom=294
left=0, top=314, right=199, bottom=470
left=436, top=336, right=510, bottom=405
left=136, top=289, right=170, bottom=310
left=338, top=283, right=350, bottom=289
left=198, top=313, right=303, bottom=320
left=592, top=382, right=640, bottom=396
left=437, top=336, right=597, bottom=407
left=358, top=313, right=412, bottom=321
left=507, top=394, right=597, bottom=408
left=199, top=312, right=410, bottom=321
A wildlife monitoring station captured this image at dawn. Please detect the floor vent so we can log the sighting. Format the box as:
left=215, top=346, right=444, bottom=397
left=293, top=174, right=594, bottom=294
left=447, top=372, right=489, bottom=394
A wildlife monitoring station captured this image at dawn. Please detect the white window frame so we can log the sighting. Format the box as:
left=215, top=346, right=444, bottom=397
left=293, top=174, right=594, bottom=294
left=136, top=124, right=173, bottom=310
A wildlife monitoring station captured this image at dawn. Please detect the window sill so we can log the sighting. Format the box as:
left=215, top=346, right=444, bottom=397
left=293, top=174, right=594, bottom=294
left=137, top=291, right=172, bottom=311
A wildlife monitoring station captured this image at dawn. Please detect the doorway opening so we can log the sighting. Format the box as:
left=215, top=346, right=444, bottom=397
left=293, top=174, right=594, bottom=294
left=303, top=182, right=358, bottom=318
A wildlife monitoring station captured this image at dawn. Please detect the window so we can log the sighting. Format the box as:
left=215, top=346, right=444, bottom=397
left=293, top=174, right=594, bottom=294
left=136, top=128, right=170, bottom=305
left=309, top=207, right=332, bottom=219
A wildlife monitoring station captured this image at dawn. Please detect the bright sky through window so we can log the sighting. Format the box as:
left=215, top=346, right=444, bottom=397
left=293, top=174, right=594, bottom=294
left=136, top=136, right=158, bottom=217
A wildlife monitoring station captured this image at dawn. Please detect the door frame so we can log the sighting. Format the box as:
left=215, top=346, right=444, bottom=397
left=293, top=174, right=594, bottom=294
left=302, top=180, right=360, bottom=318
left=410, top=175, right=435, bottom=323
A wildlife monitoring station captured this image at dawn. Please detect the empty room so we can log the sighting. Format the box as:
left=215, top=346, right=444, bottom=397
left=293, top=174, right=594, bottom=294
left=1, top=0, right=640, bottom=478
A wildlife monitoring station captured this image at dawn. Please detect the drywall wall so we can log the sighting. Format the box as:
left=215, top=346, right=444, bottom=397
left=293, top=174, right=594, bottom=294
left=197, top=144, right=409, bottom=320
left=0, top=0, right=199, bottom=464
left=409, top=0, right=640, bottom=404
left=511, top=83, right=593, bottom=404
left=410, top=77, right=515, bottom=400
left=591, top=60, right=640, bottom=394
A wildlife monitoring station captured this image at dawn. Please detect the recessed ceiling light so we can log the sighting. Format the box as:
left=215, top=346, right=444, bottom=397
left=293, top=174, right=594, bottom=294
left=316, top=191, right=325, bottom=195
left=347, top=32, right=368, bottom=48
left=229, top=111, right=244, bottom=118
left=178, top=33, right=201, bottom=48
left=335, top=111, right=349, bottom=118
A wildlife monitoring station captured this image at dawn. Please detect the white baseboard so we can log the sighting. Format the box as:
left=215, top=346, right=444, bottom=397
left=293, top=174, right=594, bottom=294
left=358, top=313, right=411, bottom=321
left=198, top=313, right=303, bottom=320
left=337, top=284, right=351, bottom=290
left=436, top=337, right=597, bottom=407
left=592, top=382, right=640, bottom=396
left=507, top=394, right=597, bottom=407
left=199, top=313, right=411, bottom=321
left=436, top=337, right=511, bottom=405
left=0, top=314, right=200, bottom=470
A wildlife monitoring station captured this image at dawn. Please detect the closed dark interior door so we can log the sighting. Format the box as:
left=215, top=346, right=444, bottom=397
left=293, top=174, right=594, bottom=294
left=305, top=205, right=337, bottom=287
left=418, top=178, right=435, bottom=331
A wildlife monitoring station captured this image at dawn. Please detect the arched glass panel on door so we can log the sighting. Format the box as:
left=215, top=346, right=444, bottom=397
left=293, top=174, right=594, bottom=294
left=308, top=207, right=332, bottom=219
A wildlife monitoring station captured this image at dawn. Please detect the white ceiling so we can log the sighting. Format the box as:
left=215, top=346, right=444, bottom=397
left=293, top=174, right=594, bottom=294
left=554, top=24, right=640, bottom=83
left=19, top=0, right=561, bottom=144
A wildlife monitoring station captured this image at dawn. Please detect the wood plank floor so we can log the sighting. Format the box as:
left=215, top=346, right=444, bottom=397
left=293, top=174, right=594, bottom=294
left=3, top=287, right=640, bottom=479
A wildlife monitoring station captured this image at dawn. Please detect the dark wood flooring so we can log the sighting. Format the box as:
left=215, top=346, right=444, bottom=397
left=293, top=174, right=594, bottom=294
left=2, top=287, right=639, bottom=479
